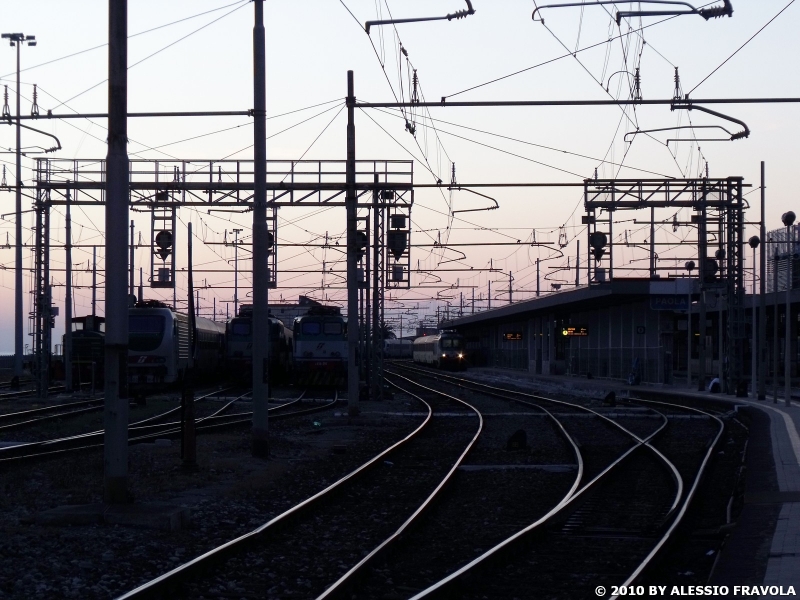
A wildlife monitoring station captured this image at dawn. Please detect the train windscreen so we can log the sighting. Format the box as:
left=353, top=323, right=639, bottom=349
left=231, top=322, right=251, bottom=337
left=129, top=315, right=166, bottom=351
left=441, top=337, right=461, bottom=348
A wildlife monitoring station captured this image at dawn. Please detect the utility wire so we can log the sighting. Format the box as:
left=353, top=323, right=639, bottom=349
left=689, top=0, right=797, bottom=95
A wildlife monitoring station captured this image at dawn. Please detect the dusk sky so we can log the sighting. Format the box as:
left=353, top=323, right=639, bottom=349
left=1, top=0, right=798, bottom=350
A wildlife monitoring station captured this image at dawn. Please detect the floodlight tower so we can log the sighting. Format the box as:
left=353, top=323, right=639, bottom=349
left=1, top=32, right=36, bottom=378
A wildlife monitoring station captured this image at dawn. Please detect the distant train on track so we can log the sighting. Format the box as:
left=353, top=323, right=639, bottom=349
left=384, top=338, right=413, bottom=359
left=412, top=331, right=466, bottom=370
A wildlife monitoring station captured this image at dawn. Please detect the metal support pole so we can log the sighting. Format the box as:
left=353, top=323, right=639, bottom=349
left=92, top=246, right=97, bottom=317
left=488, top=280, right=492, bottom=309
left=576, top=240, right=580, bottom=286
left=138, top=267, right=143, bottom=303
left=650, top=206, right=656, bottom=278
left=14, top=39, right=23, bottom=378
left=509, top=271, right=512, bottom=304
left=471, top=287, right=475, bottom=313
left=233, top=228, right=242, bottom=316
left=129, top=220, right=134, bottom=296
left=774, top=253, right=779, bottom=403
left=752, top=245, right=757, bottom=397
left=786, top=224, right=793, bottom=407
left=65, top=187, right=73, bottom=392
left=718, top=293, right=724, bottom=389
left=536, top=258, right=540, bottom=297
left=687, top=292, right=692, bottom=387
left=372, top=175, right=381, bottom=400
left=759, top=162, right=768, bottom=399
left=104, top=0, right=130, bottom=503
left=251, top=0, right=270, bottom=456
left=346, top=71, right=360, bottom=415
left=698, top=183, right=707, bottom=391
left=183, top=221, right=196, bottom=468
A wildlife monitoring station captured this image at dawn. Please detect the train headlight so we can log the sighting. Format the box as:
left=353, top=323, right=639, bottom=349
left=442, top=354, right=446, bottom=358
left=458, top=353, right=463, bottom=359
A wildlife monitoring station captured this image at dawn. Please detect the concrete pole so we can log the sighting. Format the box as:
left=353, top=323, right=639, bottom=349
left=251, top=0, right=270, bottom=456
left=65, top=187, right=73, bottom=392
left=13, top=39, right=23, bottom=378
left=786, top=224, right=793, bottom=407
left=92, top=246, right=97, bottom=317
left=345, top=71, right=360, bottom=415
left=759, top=162, right=768, bottom=399
left=104, top=0, right=130, bottom=503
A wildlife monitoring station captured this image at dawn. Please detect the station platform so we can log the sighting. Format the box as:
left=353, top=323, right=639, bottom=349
left=459, top=368, right=799, bottom=598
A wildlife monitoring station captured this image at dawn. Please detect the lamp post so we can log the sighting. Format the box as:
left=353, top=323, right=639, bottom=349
left=782, top=211, right=795, bottom=407
left=1, top=32, right=36, bottom=379
left=749, top=236, right=760, bottom=398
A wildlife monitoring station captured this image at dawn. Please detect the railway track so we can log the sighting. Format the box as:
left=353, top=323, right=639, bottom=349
left=116, top=378, right=480, bottom=599
left=387, top=366, right=723, bottom=600
left=0, top=388, right=334, bottom=465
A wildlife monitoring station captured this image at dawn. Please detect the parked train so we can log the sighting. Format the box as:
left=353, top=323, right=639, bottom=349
left=128, top=300, right=226, bottom=386
left=384, top=338, right=413, bottom=359
left=67, top=315, right=105, bottom=389
left=292, top=306, right=347, bottom=384
left=412, top=331, right=467, bottom=369
left=62, top=301, right=346, bottom=388
left=225, top=305, right=293, bottom=381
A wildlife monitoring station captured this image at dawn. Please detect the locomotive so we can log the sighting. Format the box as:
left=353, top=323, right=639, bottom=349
left=128, top=300, right=225, bottom=386
left=225, top=304, right=293, bottom=381
left=292, top=305, right=347, bottom=385
left=412, top=331, right=466, bottom=369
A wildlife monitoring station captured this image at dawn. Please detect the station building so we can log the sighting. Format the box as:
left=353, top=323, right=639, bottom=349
left=448, top=277, right=799, bottom=388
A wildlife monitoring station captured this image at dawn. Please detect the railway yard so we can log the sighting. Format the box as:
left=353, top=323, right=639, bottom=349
left=0, top=367, right=755, bottom=599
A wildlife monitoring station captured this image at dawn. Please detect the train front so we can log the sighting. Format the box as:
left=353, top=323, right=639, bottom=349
left=128, top=306, right=183, bottom=386
left=439, top=332, right=466, bottom=370
left=293, top=313, right=347, bottom=385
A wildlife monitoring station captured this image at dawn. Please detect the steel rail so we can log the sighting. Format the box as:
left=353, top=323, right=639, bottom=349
left=0, top=397, right=103, bottom=424
left=390, top=365, right=685, bottom=600
left=317, top=373, right=485, bottom=600
left=115, top=389, right=433, bottom=600
left=0, top=404, right=101, bottom=433
left=0, top=391, right=319, bottom=465
left=0, top=387, right=235, bottom=459
left=608, top=395, right=725, bottom=600
left=317, top=370, right=584, bottom=600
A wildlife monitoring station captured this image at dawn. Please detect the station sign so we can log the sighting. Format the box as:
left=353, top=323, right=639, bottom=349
left=503, top=332, right=523, bottom=341
left=650, top=294, right=690, bottom=311
left=561, top=326, right=588, bottom=337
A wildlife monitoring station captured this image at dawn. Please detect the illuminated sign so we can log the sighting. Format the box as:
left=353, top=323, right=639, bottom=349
left=503, top=332, right=523, bottom=341
left=561, top=326, right=588, bottom=337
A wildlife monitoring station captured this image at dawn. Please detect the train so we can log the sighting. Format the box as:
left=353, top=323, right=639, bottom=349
left=292, top=305, right=347, bottom=384
left=61, top=301, right=349, bottom=389
left=412, top=331, right=467, bottom=369
left=128, top=300, right=226, bottom=386
left=225, top=304, right=293, bottom=382
left=384, top=338, right=413, bottom=359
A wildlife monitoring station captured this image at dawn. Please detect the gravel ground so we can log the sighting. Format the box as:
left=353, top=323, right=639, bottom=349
left=0, top=392, right=422, bottom=600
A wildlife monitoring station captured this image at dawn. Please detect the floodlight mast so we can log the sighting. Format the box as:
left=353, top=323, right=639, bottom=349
left=1, top=32, right=36, bottom=379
